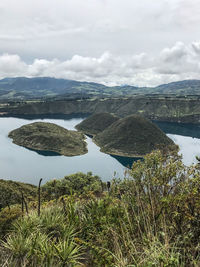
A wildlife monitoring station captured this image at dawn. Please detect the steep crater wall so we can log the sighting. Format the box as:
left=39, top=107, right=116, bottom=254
left=2, top=96, right=200, bottom=123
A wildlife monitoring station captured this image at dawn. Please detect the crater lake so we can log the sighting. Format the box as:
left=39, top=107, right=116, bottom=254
left=0, top=115, right=200, bottom=185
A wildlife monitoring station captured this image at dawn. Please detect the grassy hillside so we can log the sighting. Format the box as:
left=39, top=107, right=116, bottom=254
left=94, top=115, right=175, bottom=157
left=75, top=112, right=119, bottom=136
left=1, top=77, right=200, bottom=101
left=0, top=179, right=37, bottom=210
left=8, top=122, right=88, bottom=156
left=3, top=95, right=200, bottom=124
left=0, top=180, right=37, bottom=237
left=155, top=79, right=200, bottom=94
left=0, top=77, right=107, bottom=100
left=1, top=151, right=200, bottom=266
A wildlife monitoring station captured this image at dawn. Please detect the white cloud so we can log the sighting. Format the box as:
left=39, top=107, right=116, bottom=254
left=176, top=0, right=200, bottom=29
left=0, top=54, right=26, bottom=76
left=156, top=42, right=200, bottom=75
left=0, top=41, right=200, bottom=87
left=191, top=42, right=200, bottom=55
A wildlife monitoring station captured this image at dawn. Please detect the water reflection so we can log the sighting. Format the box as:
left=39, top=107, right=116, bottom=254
left=26, top=147, right=61, bottom=156
left=3, top=113, right=90, bottom=121
left=154, top=121, right=200, bottom=139
left=167, top=134, right=200, bottom=165
left=154, top=121, right=200, bottom=165
left=110, top=154, right=142, bottom=168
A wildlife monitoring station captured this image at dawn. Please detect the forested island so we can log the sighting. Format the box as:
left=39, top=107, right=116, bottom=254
left=93, top=114, right=175, bottom=157
left=75, top=112, right=119, bottom=136
left=8, top=122, right=88, bottom=156
left=76, top=113, right=176, bottom=157
left=8, top=113, right=175, bottom=158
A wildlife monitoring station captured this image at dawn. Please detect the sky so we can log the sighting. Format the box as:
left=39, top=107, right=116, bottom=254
left=0, top=0, right=200, bottom=87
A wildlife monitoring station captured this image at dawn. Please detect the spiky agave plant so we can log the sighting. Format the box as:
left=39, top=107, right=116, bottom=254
left=53, top=237, right=83, bottom=266
left=2, top=204, right=83, bottom=266
left=2, top=232, right=32, bottom=266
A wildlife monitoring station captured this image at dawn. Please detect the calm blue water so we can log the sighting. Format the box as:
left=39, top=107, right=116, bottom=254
left=0, top=116, right=200, bottom=185
left=0, top=116, right=132, bottom=185
left=155, top=121, right=200, bottom=167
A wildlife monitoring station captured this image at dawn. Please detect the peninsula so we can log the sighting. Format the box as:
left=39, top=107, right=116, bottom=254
left=8, top=122, right=88, bottom=156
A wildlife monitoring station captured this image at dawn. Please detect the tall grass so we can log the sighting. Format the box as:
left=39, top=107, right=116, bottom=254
left=1, top=150, right=200, bottom=266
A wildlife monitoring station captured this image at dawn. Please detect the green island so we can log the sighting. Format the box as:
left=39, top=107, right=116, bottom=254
left=1, top=151, right=200, bottom=266
left=77, top=113, right=176, bottom=157
left=94, top=115, right=176, bottom=157
left=8, top=122, right=88, bottom=156
left=75, top=112, right=119, bottom=136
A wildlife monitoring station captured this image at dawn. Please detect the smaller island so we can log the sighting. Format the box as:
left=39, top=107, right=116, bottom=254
left=75, top=112, right=119, bottom=136
left=8, top=122, right=88, bottom=156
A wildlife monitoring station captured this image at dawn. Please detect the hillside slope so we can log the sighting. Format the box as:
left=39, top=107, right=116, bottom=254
left=0, top=179, right=36, bottom=209
left=94, top=115, right=175, bottom=157
left=75, top=112, right=119, bottom=136
left=2, top=96, right=200, bottom=123
left=1, top=77, right=200, bottom=100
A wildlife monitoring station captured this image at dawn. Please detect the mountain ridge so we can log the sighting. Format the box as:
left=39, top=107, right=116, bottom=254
left=0, top=77, right=200, bottom=100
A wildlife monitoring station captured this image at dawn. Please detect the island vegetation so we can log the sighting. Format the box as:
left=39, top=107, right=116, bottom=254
left=0, top=150, right=200, bottom=266
left=8, top=122, right=88, bottom=156
left=75, top=112, right=119, bottom=136
left=82, top=114, right=175, bottom=157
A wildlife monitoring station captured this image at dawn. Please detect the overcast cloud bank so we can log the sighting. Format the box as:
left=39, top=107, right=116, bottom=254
left=0, top=41, right=200, bottom=87
left=0, top=0, right=200, bottom=86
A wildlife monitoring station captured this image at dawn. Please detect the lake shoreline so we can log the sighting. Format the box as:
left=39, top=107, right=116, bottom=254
left=0, top=115, right=200, bottom=185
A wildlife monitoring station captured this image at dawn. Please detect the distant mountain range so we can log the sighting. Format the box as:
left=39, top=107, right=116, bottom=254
left=0, top=77, right=200, bottom=101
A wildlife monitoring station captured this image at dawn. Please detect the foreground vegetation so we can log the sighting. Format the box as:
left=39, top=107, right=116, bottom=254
left=1, top=150, right=200, bottom=266
left=0, top=179, right=37, bottom=210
